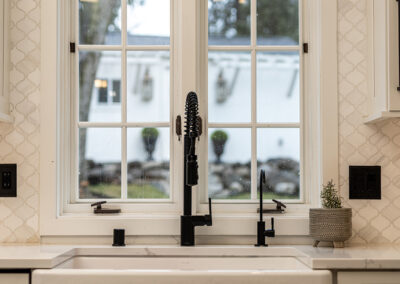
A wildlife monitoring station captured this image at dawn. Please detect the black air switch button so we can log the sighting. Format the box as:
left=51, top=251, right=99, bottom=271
left=0, top=164, right=17, bottom=197
left=2, top=172, right=11, bottom=189
left=349, top=166, right=381, bottom=200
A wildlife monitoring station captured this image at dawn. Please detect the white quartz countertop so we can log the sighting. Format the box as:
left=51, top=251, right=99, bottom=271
left=0, top=245, right=74, bottom=269
left=296, top=245, right=400, bottom=270
left=1, top=244, right=400, bottom=270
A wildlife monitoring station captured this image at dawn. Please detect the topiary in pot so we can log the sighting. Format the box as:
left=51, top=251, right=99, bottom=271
left=309, top=180, right=352, bottom=248
left=142, top=128, right=159, bottom=161
left=211, top=130, right=228, bottom=164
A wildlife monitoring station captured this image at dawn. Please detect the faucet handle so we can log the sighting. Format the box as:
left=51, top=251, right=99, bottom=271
left=265, top=217, right=275, bottom=238
left=205, top=198, right=212, bottom=226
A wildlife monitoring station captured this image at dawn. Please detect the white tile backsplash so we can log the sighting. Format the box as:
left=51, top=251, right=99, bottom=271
left=0, top=0, right=40, bottom=243
left=339, top=0, right=400, bottom=243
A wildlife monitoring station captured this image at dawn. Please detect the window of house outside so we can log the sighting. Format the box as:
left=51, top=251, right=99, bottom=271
left=67, top=0, right=305, bottom=212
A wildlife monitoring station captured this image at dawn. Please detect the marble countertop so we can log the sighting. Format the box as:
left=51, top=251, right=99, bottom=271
left=1, top=244, right=400, bottom=270
left=0, top=245, right=73, bottom=269
left=296, top=245, right=400, bottom=270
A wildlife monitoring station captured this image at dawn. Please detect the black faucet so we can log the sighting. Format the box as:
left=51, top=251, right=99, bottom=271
left=255, top=169, right=275, bottom=247
left=181, top=92, right=213, bottom=246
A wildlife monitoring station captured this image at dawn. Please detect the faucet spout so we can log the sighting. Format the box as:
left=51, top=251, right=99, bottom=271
left=181, top=92, right=213, bottom=246
left=255, top=169, right=276, bottom=247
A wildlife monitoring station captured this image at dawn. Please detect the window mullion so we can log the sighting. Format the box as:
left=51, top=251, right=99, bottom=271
left=179, top=0, right=200, bottom=213
left=200, top=0, right=209, bottom=205
left=73, top=0, right=80, bottom=204
left=299, top=0, right=305, bottom=203
left=121, top=0, right=128, bottom=200
left=251, top=0, right=257, bottom=48
left=250, top=0, right=257, bottom=201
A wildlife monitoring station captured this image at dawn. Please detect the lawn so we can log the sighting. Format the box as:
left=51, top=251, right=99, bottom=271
left=87, top=184, right=297, bottom=200
left=216, top=192, right=298, bottom=200
left=87, top=184, right=168, bottom=199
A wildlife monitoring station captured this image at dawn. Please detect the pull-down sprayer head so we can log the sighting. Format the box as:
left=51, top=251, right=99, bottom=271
left=185, top=92, right=200, bottom=186
left=259, top=169, right=266, bottom=222
left=185, top=92, right=200, bottom=139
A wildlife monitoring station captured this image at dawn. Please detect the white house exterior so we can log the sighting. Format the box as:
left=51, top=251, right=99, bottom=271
left=84, top=36, right=300, bottom=166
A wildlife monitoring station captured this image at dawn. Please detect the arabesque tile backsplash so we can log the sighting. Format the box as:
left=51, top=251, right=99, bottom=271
left=0, top=0, right=40, bottom=243
left=0, top=0, right=399, bottom=243
left=338, top=0, right=400, bottom=244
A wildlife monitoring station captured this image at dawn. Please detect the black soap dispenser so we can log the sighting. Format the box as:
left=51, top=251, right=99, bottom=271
left=112, top=229, right=126, bottom=246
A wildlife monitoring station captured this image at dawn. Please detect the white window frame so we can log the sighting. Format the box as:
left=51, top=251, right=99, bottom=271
left=196, top=0, right=304, bottom=215
left=62, top=0, right=180, bottom=214
left=40, top=0, right=338, bottom=237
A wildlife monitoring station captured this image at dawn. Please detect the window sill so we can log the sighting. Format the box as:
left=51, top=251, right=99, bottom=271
left=41, top=212, right=309, bottom=237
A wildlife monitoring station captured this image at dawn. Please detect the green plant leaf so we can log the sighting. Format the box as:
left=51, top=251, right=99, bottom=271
left=321, top=179, right=342, bottom=209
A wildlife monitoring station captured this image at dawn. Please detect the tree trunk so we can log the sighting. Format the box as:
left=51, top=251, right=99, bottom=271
left=78, top=0, right=122, bottom=187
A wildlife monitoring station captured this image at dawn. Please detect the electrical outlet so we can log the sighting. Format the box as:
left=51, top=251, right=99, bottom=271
left=349, top=166, right=381, bottom=200
left=0, top=164, right=17, bottom=197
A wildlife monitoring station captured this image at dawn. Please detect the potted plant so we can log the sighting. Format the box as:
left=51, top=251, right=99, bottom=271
left=142, top=128, right=159, bottom=161
left=211, top=130, right=228, bottom=163
left=309, top=180, right=352, bottom=248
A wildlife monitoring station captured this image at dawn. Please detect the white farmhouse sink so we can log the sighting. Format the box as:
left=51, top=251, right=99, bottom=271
left=32, top=246, right=332, bottom=284
left=57, top=256, right=308, bottom=270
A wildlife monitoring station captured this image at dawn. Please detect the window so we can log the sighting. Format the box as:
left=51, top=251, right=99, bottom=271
left=95, top=79, right=121, bottom=104
left=67, top=0, right=303, bottom=208
left=112, top=80, right=121, bottom=103
left=96, top=79, right=108, bottom=103
left=204, top=0, right=302, bottom=204
left=41, top=0, right=338, bottom=236
left=74, top=0, right=172, bottom=204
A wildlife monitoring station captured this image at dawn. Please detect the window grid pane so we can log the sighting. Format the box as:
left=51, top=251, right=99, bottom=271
left=76, top=0, right=171, bottom=202
left=207, top=0, right=302, bottom=201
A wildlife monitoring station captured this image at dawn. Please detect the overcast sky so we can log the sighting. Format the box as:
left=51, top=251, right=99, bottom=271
left=126, top=0, right=170, bottom=36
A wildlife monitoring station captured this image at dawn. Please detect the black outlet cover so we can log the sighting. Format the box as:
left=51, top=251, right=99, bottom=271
left=0, top=164, right=17, bottom=197
left=349, top=166, right=381, bottom=200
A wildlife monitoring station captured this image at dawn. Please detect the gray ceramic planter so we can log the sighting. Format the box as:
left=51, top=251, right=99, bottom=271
left=309, top=208, right=352, bottom=248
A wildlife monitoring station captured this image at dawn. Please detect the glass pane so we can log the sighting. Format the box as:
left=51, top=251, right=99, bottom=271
left=257, top=128, right=300, bottom=199
left=257, top=0, right=299, bottom=45
left=208, top=0, right=251, bottom=45
left=127, top=51, right=170, bottom=122
left=257, top=51, right=300, bottom=123
left=127, top=0, right=170, bottom=45
left=208, top=128, right=251, bottom=199
left=112, top=80, right=121, bottom=103
left=79, top=51, right=121, bottom=122
left=79, top=0, right=122, bottom=45
left=79, top=128, right=122, bottom=199
left=127, top=128, right=170, bottom=199
left=208, top=51, right=251, bottom=123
